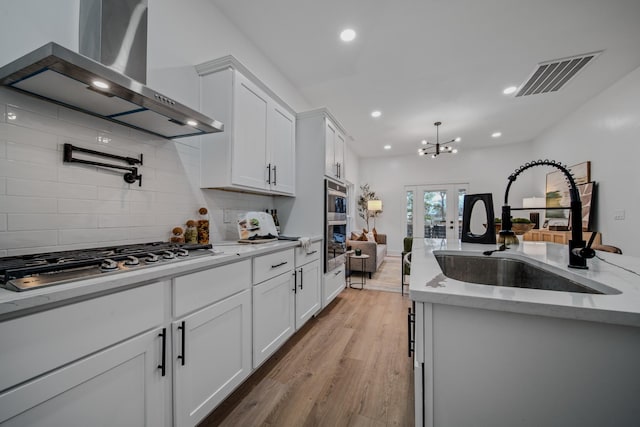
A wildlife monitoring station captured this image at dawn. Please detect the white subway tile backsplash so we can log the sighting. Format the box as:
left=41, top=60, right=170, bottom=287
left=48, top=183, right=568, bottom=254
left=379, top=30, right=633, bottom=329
left=5, top=105, right=65, bottom=136
left=1, top=89, right=58, bottom=118
left=6, top=141, right=59, bottom=165
left=0, top=230, right=58, bottom=249
left=98, top=214, right=151, bottom=228
left=8, top=214, right=98, bottom=231
left=0, top=158, right=59, bottom=182
left=5, top=123, right=58, bottom=150
left=58, top=228, right=130, bottom=245
left=8, top=213, right=58, bottom=231
left=0, top=178, right=5, bottom=195
left=7, top=178, right=97, bottom=200
left=0, top=214, right=6, bottom=231
left=0, top=195, right=58, bottom=213
left=0, top=140, right=6, bottom=158
left=58, top=199, right=130, bottom=215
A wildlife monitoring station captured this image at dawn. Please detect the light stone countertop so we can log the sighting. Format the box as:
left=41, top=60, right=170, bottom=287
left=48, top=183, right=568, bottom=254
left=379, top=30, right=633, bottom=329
left=409, top=239, right=640, bottom=327
left=0, top=236, right=322, bottom=321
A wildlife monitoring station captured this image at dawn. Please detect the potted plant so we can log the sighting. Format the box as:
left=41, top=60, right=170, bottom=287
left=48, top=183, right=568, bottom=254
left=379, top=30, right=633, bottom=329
left=357, top=183, right=382, bottom=230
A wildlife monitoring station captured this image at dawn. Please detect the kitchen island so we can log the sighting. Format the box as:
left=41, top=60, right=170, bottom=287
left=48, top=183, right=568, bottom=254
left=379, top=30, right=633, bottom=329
left=409, top=239, right=640, bottom=427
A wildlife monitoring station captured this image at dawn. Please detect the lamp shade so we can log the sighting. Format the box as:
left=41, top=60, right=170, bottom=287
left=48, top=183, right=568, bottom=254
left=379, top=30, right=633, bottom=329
left=367, top=200, right=382, bottom=211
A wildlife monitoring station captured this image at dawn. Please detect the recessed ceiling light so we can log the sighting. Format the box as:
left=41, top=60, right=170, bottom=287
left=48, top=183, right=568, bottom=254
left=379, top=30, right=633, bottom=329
left=384, top=145, right=391, bottom=150
left=7, top=112, right=16, bottom=120
left=371, top=110, right=381, bottom=118
left=503, top=86, right=517, bottom=95
left=492, top=132, right=502, bottom=138
left=421, top=140, right=427, bottom=145
left=340, top=28, right=356, bottom=42
left=186, top=119, right=198, bottom=127
left=454, top=137, right=461, bottom=142
left=92, top=80, right=109, bottom=89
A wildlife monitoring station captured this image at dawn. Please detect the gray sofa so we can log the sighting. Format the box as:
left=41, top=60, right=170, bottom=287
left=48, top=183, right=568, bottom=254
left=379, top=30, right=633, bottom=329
left=346, top=233, right=387, bottom=278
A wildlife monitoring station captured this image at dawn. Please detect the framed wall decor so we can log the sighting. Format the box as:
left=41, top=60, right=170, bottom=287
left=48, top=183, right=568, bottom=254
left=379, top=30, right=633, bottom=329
left=545, top=161, right=591, bottom=226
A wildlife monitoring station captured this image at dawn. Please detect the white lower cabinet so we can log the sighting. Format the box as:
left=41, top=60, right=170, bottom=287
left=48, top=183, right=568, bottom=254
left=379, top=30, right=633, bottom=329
left=323, top=265, right=345, bottom=308
left=294, top=259, right=321, bottom=330
left=253, top=270, right=295, bottom=368
left=0, top=327, right=166, bottom=427
left=173, top=288, right=252, bottom=427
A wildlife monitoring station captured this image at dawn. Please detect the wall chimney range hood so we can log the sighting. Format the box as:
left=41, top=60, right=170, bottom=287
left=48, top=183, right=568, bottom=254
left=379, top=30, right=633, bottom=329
left=0, top=0, right=223, bottom=139
left=0, top=43, right=223, bottom=139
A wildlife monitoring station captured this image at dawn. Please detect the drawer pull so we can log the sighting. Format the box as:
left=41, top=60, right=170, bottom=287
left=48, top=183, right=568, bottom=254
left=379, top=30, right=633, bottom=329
left=271, top=261, right=288, bottom=269
left=306, top=250, right=318, bottom=255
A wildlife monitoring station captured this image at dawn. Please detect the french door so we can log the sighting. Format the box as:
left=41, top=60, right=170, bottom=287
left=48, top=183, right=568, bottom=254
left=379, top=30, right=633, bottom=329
left=405, top=184, right=468, bottom=240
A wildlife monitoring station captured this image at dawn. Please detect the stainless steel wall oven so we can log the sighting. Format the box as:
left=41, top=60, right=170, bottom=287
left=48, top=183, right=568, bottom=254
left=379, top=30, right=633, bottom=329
left=325, top=180, right=347, bottom=272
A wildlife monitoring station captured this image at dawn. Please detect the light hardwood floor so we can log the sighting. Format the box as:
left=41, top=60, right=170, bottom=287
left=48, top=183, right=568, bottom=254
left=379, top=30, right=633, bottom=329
left=199, top=288, right=414, bottom=427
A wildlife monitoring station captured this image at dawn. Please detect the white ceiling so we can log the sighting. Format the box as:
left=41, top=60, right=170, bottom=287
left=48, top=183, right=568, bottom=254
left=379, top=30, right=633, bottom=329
left=210, top=0, right=640, bottom=158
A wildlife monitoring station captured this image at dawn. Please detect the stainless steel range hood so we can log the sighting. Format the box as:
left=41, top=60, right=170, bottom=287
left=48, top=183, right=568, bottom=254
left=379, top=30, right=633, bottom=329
left=0, top=1, right=223, bottom=139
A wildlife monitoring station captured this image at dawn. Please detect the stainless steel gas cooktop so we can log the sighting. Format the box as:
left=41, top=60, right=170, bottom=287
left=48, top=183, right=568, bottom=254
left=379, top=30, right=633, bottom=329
left=0, top=242, right=215, bottom=292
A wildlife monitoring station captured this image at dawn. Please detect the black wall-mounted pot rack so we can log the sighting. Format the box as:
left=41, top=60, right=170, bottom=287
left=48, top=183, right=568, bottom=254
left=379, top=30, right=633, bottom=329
left=63, top=143, right=143, bottom=186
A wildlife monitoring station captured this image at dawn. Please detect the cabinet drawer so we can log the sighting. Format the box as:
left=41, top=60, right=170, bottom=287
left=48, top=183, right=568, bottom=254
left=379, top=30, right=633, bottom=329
left=253, top=249, right=294, bottom=284
left=174, top=259, right=251, bottom=318
left=295, top=241, right=321, bottom=267
left=0, top=282, right=165, bottom=392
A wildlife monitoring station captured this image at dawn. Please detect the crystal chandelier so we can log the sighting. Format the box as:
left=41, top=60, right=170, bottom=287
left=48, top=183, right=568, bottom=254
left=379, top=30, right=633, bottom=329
left=418, top=121, right=460, bottom=158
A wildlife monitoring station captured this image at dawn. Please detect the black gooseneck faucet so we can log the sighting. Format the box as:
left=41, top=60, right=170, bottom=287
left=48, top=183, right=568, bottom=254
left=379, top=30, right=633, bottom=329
left=500, top=159, right=594, bottom=269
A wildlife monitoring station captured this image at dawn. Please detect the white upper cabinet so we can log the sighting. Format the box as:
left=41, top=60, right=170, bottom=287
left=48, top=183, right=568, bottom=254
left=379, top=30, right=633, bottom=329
left=198, top=56, right=295, bottom=196
left=325, top=118, right=346, bottom=182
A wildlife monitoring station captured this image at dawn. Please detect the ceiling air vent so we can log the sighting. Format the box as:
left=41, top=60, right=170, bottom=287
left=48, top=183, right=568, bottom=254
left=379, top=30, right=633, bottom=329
left=515, top=51, right=602, bottom=97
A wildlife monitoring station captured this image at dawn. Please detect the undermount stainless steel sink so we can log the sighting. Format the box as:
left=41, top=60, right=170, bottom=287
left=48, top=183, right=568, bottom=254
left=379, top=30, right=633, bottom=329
left=434, top=253, right=616, bottom=294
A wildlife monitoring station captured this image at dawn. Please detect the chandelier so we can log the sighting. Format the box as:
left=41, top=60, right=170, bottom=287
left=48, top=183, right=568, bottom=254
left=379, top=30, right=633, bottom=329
left=418, top=121, right=460, bottom=158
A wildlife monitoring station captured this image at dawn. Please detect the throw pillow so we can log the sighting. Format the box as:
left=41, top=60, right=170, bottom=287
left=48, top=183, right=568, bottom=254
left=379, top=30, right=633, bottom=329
left=357, top=232, right=368, bottom=241
left=372, top=227, right=379, bottom=243
left=366, top=231, right=376, bottom=242
left=350, top=232, right=359, bottom=240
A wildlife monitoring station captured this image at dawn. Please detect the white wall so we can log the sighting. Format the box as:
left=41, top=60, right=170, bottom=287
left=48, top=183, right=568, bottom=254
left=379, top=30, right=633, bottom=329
left=147, top=0, right=311, bottom=113
left=344, top=143, right=360, bottom=235
left=530, top=65, right=640, bottom=256
left=359, top=142, right=536, bottom=255
left=0, top=1, right=310, bottom=255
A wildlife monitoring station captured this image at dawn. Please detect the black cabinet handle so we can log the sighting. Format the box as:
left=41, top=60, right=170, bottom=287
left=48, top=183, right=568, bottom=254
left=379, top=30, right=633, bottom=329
left=292, top=270, right=297, bottom=293
left=299, top=267, right=304, bottom=290
left=177, top=321, right=186, bottom=366
left=273, top=164, right=277, bottom=186
left=271, top=261, right=288, bottom=269
left=307, top=250, right=318, bottom=255
left=158, top=328, right=166, bottom=376
left=407, top=307, right=415, bottom=358
left=266, top=163, right=272, bottom=184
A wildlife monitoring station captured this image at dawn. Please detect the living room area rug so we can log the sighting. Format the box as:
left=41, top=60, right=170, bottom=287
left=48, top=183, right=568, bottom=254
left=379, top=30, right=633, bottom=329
left=351, top=255, right=408, bottom=294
